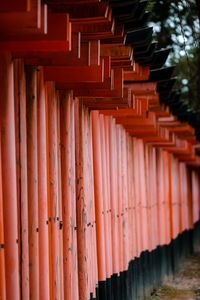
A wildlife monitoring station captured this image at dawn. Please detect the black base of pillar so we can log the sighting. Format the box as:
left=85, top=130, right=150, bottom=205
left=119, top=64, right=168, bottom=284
left=91, top=221, right=200, bottom=300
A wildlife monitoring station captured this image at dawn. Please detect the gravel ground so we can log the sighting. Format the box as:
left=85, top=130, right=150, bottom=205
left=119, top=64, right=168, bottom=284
left=146, top=253, right=200, bottom=300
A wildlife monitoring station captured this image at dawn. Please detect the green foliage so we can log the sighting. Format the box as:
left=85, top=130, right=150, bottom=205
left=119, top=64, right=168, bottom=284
left=148, top=0, right=200, bottom=108
left=144, top=296, right=159, bottom=300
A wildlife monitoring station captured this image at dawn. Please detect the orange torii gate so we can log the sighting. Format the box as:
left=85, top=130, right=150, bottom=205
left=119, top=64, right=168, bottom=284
left=0, top=1, right=200, bottom=300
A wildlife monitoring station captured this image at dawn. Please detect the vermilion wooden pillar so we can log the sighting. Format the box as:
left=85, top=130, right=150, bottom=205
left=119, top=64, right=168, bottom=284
left=26, top=65, right=39, bottom=300
left=57, top=88, right=65, bottom=300
left=156, top=148, right=166, bottom=246
left=179, top=163, right=188, bottom=232
left=138, top=139, right=149, bottom=253
left=121, top=128, right=129, bottom=271
left=84, top=108, right=98, bottom=297
left=191, top=170, right=200, bottom=225
left=162, top=150, right=172, bottom=245
left=60, top=91, right=79, bottom=300
left=91, top=111, right=107, bottom=284
left=99, top=114, right=112, bottom=280
left=46, top=82, right=62, bottom=300
left=75, top=100, right=90, bottom=300
left=116, top=124, right=124, bottom=273
left=0, top=53, right=20, bottom=300
left=127, top=135, right=136, bottom=262
left=108, top=116, right=120, bottom=275
left=37, top=68, right=50, bottom=300
left=133, top=137, right=141, bottom=258
left=15, top=59, right=30, bottom=300
left=0, top=114, right=6, bottom=300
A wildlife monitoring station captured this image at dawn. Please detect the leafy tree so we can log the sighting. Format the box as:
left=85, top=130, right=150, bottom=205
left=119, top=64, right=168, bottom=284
left=148, top=0, right=200, bottom=108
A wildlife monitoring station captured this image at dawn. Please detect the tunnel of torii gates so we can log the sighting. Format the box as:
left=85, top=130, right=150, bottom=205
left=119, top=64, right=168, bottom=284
left=1, top=1, right=200, bottom=300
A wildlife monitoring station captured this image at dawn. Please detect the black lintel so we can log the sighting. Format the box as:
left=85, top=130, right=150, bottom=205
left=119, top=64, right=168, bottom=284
left=149, top=66, right=175, bottom=81
left=125, top=27, right=153, bottom=46
left=124, top=12, right=151, bottom=31
left=111, top=0, right=139, bottom=18
left=134, top=43, right=158, bottom=64
left=157, top=78, right=176, bottom=93
left=150, top=48, right=171, bottom=69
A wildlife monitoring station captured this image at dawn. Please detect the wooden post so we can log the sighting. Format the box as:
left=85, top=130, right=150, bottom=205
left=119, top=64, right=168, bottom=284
left=60, top=91, right=79, bottom=300
left=0, top=53, right=20, bottom=300
left=37, top=68, right=50, bottom=300
left=92, top=111, right=107, bottom=282
left=46, top=82, right=62, bottom=300
left=0, top=104, right=6, bottom=300
left=26, top=65, right=39, bottom=300
left=15, top=59, right=30, bottom=300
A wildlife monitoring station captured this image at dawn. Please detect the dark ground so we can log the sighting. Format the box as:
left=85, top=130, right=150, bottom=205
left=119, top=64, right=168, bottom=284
left=146, top=253, right=200, bottom=300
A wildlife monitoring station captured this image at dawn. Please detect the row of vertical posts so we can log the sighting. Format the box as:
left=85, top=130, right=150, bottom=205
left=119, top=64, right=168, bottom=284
left=0, top=56, right=200, bottom=300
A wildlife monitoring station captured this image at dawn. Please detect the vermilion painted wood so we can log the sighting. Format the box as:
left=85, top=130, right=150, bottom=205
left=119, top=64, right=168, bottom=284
left=108, top=116, right=120, bottom=274
left=92, top=111, right=107, bottom=281
left=72, top=19, right=114, bottom=38
left=144, top=145, right=151, bottom=251
left=44, top=65, right=104, bottom=83
left=130, top=137, right=137, bottom=259
left=64, top=2, right=109, bottom=19
left=26, top=66, right=39, bottom=300
left=0, top=12, right=72, bottom=52
left=86, top=111, right=98, bottom=297
left=71, top=4, right=112, bottom=24
left=14, top=60, right=30, bottom=300
left=1, top=1, right=200, bottom=297
left=163, top=150, right=170, bottom=243
left=0, top=54, right=20, bottom=300
left=153, top=147, right=159, bottom=249
left=156, top=149, right=165, bottom=246
left=60, top=92, right=79, bottom=300
left=57, top=89, right=65, bottom=300
left=84, top=105, right=98, bottom=298
left=125, top=82, right=157, bottom=95
left=115, top=116, right=156, bottom=126
left=114, top=125, right=121, bottom=272
left=139, top=139, right=149, bottom=253
left=56, top=56, right=111, bottom=90
left=13, top=61, right=21, bottom=290
left=177, top=160, right=183, bottom=237
left=179, top=163, right=186, bottom=231
left=0, top=115, right=6, bottom=300
left=124, top=67, right=150, bottom=81
left=104, top=116, right=115, bottom=276
left=187, top=170, right=194, bottom=231
left=126, top=135, right=132, bottom=262
left=82, top=107, right=93, bottom=296
left=191, top=171, right=200, bottom=224
left=170, top=155, right=178, bottom=239
left=132, top=138, right=139, bottom=258
left=75, top=100, right=90, bottom=300
left=101, top=44, right=133, bottom=58
left=0, top=40, right=71, bottom=53
left=119, top=127, right=126, bottom=270
left=146, top=145, right=158, bottom=251
left=37, top=68, right=50, bottom=300
left=74, top=68, right=123, bottom=98
left=100, top=114, right=112, bottom=279
left=15, top=36, right=97, bottom=67
left=46, top=82, right=62, bottom=300
left=0, top=0, right=30, bottom=12
left=123, top=131, right=130, bottom=269
left=167, top=152, right=175, bottom=240
left=102, top=108, right=139, bottom=118
left=146, top=145, right=152, bottom=251
left=51, top=0, right=99, bottom=3
left=0, top=1, right=46, bottom=36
